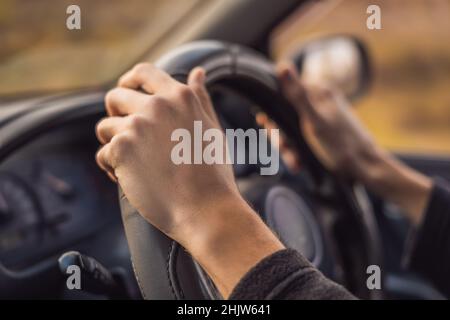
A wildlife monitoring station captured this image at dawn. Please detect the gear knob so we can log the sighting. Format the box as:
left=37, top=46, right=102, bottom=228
left=58, top=251, right=129, bottom=299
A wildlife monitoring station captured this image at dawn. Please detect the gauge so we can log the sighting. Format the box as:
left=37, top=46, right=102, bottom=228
left=0, top=172, right=44, bottom=254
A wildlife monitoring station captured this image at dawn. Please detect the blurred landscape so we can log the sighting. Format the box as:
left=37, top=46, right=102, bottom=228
left=1, top=0, right=450, bottom=155
left=271, top=0, right=450, bottom=155
left=0, top=0, right=199, bottom=95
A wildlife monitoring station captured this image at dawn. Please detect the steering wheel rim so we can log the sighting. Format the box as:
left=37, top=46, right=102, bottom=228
left=119, top=40, right=384, bottom=300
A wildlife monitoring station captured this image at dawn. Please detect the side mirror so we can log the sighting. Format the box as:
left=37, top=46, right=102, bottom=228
left=292, top=36, right=371, bottom=100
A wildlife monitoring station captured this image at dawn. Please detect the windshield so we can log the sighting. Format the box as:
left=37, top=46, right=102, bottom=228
left=0, top=0, right=200, bottom=97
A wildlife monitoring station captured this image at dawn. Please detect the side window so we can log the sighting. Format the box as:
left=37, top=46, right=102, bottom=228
left=269, top=0, right=450, bottom=156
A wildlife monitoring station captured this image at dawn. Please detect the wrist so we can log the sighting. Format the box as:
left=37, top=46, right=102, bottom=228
left=355, top=145, right=393, bottom=187
left=179, top=192, right=284, bottom=297
left=357, top=147, right=432, bottom=225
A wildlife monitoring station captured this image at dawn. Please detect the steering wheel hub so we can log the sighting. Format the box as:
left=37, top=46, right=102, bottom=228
left=264, top=186, right=324, bottom=266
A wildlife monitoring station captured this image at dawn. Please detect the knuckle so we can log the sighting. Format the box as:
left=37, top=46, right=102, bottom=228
left=146, top=96, right=174, bottom=118
left=149, top=95, right=168, bottom=108
left=116, top=133, right=134, bottom=149
left=133, top=62, right=151, bottom=71
left=128, top=114, right=150, bottom=133
left=150, top=102, right=165, bottom=117
left=104, top=88, right=119, bottom=107
left=175, top=84, right=195, bottom=103
left=110, top=134, right=135, bottom=161
left=132, top=63, right=152, bottom=76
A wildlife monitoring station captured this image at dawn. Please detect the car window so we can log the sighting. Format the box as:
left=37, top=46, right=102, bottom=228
left=269, top=0, right=450, bottom=156
left=0, top=0, right=202, bottom=97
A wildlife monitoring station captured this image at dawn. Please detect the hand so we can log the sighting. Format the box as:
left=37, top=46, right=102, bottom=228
left=276, top=62, right=381, bottom=181
left=96, top=64, right=283, bottom=297
left=273, top=62, right=432, bottom=225
left=96, top=63, right=237, bottom=238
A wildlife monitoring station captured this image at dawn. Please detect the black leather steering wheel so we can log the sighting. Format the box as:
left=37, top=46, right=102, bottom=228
left=119, top=41, right=384, bottom=300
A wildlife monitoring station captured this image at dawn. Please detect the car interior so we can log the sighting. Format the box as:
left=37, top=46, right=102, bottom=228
left=0, top=0, right=449, bottom=300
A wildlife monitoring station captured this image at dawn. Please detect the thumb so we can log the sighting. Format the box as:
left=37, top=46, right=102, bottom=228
left=188, top=66, right=206, bottom=86
left=188, top=67, right=218, bottom=121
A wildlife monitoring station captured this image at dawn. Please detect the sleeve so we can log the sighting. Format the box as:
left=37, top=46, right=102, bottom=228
left=404, top=178, right=450, bottom=297
left=229, top=249, right=356, bottom=300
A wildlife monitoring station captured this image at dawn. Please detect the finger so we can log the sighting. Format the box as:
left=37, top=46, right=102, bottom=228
left=277, top=61, right=316, bottom=117
left=256, top=113, right=288, bottom=149
left=255, top=112, right=301, bottom=172
left=118, top=63, right=177, bottom=94
left=188, top=67, right=218, bottom=121
left=282, top=149, right=302, bottom=173
left=96, top=117, right=127, bottom=145
left=105, top=87, right=148, bottom=116
left=96, top=145, right=117, bottom=182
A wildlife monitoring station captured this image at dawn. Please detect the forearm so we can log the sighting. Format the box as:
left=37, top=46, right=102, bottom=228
left=179, top=195, right=285, bottom=298
left=357, top=147, right=432, bottom=226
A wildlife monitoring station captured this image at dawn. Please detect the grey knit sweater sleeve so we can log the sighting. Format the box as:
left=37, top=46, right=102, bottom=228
left=229, top=249, right=356, bottom=300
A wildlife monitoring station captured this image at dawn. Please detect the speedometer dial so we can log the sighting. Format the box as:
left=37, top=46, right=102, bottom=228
left=0, top=172, right=44, bottom=254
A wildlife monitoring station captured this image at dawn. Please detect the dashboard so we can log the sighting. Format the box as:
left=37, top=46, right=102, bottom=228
left=0, top=90, right=276, bottom=299
left=0, top=89, right=268, bottom=299
left=0, top=90, right=443, bottom=300
left=0, top=116, right=136, bottom=296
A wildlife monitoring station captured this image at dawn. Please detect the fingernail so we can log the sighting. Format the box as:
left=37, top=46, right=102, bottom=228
left=278, top=64, right=295, bottom=83
left=194, top=67, right=206, bottom=82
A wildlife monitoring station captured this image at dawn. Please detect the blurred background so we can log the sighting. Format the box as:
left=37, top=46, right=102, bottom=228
left=270, top=0, right=450, bottom=155
left=1, top=0, right=450, bottom=155
left=0, top=0, right=199, bottom=95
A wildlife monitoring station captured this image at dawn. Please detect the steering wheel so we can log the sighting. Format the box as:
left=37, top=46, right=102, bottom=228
left=119, top=41, right=384, bottom=300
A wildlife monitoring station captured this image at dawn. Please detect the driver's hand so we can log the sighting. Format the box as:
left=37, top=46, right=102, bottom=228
left=274, top=62, right=432, bottom=226
left=96, top=63, right=238, bottom=237
left=95, top=64, right=283, bottom=297
left=275, top=62, right=381, bottom=182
